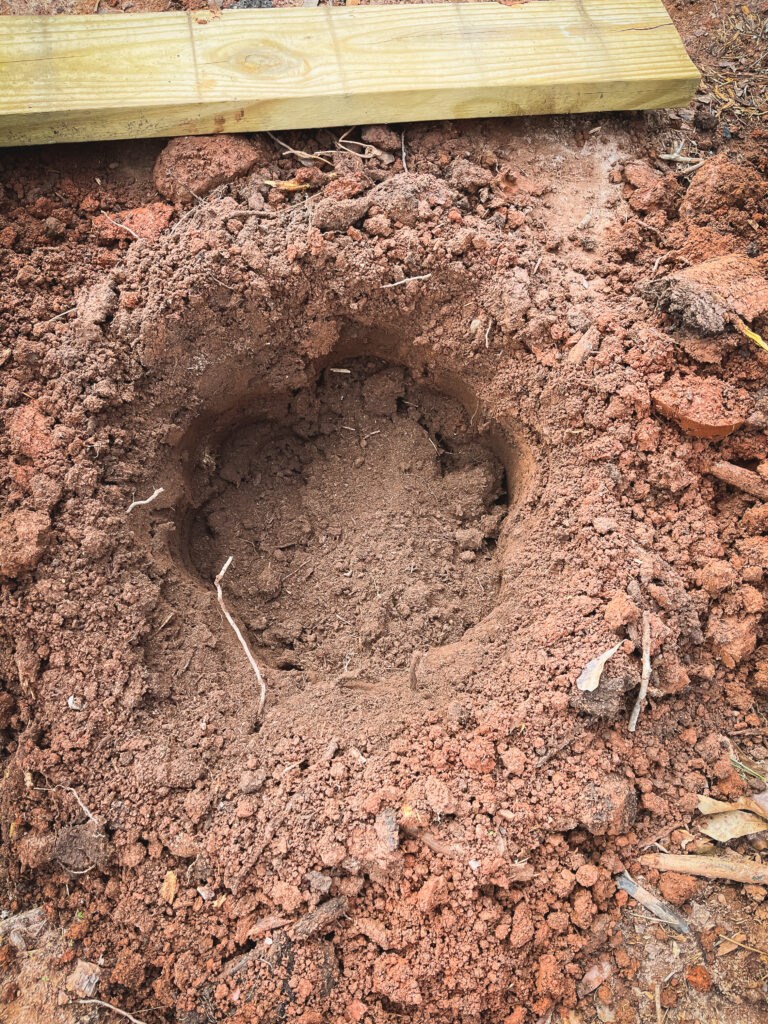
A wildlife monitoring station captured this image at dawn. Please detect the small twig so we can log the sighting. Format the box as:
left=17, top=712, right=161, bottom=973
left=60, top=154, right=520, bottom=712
left=628, top=611, right=651, bottom=732
left=76, top=999, right=148, bottom=1024
left=126, top=487, right=164, bottom=513
left=381, top=273, right=432, bottom=289
left=228, top=208, right=278, bottom=219
left=654, top=985, right=663, bottom=1024
left=401, top=130, right=408, bottom=172
left=215, top=557, right=266, bottom=719
left=485, top=319, right=494, bottom=348
left=99, top=211, right=139, bottom=240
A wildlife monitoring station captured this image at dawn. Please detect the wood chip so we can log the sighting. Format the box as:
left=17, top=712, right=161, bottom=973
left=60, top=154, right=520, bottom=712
left=293, top=895, right=348, bottom=939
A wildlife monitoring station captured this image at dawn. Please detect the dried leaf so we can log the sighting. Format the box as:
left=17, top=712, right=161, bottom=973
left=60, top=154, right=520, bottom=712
left=262, top=179, right=311, bottom=192
left=717, top=931, right=747, bottom=956
left=576, top=642, right=622, bottom=692
left=698, top=794, right=768, bottom=820
left=159, top=869, right=178, bottom=904
left=578, top=960, right=611, bottom=997
left=699, top=810, right=768, bottom=841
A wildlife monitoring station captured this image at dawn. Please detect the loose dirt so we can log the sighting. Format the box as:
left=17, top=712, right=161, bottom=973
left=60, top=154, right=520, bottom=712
left=1, top=1, right=768, bottom=1023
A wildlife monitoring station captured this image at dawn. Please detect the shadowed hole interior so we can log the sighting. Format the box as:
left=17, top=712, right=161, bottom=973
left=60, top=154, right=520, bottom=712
left=184, top=357, right=510, bottom=679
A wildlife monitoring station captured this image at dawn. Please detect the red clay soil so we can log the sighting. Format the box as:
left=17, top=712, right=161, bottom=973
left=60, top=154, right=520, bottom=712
left=2, top=1, right=768, bottom=1023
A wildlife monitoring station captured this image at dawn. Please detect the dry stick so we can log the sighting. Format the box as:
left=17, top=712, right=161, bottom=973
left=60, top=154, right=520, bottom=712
left=628, top=611, right=651, bottom=732
left=401, top=130, right=408, bottom=172
left=215, top=557, right=266, bottom=719
left=76, top=999, right=148, bottom=1024
left=654, top=985, right=663, bottom=1024
left=126, top=487, right=164, bottom=513
left=707, top=459, right=768, bottom=501
left=639, top=852, right=768, bottom=885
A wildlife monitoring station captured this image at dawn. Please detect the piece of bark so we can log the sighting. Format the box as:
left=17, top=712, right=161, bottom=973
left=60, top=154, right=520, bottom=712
left=639, top=853, right=768, bottom=885
left=706, top=460, right=768, bottom=501
left=293, top=896, right=348, bottom=939
left=616, top=872, right=690, bottom=934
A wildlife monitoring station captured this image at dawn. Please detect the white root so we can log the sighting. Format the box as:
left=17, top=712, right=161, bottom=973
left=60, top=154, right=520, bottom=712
left=381, top=273, right=432, bottom=289
left=99, top=211, right=140, bottom=240
left=126, top=487, right=164, bottom=513
left=76, top=1000, right=148, bottom=1024
left=628, top=611, right=651, bottom=733
left=215, top=557, right=267, bottom=720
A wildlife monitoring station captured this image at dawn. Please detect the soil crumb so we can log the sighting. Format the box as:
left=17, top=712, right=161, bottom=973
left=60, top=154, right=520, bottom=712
left=187, top=359, right=507, bottom=678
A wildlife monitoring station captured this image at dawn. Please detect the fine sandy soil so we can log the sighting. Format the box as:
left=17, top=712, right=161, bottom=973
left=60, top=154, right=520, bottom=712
left=1, top=1, right=768, bottom=1022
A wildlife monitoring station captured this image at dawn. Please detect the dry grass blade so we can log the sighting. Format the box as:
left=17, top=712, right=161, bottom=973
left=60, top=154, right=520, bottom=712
left=215, top=557, right=266, bottom=719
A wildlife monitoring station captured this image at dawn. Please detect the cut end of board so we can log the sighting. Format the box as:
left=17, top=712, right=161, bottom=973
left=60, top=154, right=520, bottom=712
left=0, top=1, right=700, bottom=147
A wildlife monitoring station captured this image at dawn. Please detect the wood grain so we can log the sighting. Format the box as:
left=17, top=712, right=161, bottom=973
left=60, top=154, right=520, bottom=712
left=0, top=1, right=700, bottom=147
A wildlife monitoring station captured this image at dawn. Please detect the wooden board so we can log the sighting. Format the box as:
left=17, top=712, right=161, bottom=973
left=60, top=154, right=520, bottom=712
left=0, top=1, right=700, bottom=147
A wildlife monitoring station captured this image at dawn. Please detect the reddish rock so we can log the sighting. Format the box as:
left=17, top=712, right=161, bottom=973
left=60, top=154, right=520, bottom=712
left=697, top=559, right=736, bottom=596
left=685, top=965, right=712, bottom=993
left=681, top=154, right=767, bottom=225
left=575, top=775, right=637, bottom=836
left=0, top=509, right=51, bottom=579
left=500, top=746, right=526, bottom=775
left=575, top=863, right=600, bottom=888
left=417, top=875, right=448, bottom=913
left=272, top=881, right=302, bottom=914
left=345, top=999, right=368, bottom=1022
left=736, top=536, right=768, bottom=569
left=658, top=872, right=699, bottom=906
left=461, top=736, right=496, bottom=773
left=94, top=202, right=174, bottom=243
left=708, top=613, right=758, bottom=668
left=536, top=953, right=565, bottom=999
left=509, top=902, right=534, bottom=948
left=154, top=134, right=271, bottom=203
left=424, top=775, right=457, bottom=816
left=503, top=1010, right=527, bottom=1024
left=7, top=404, right=53, bottom=459
left=372, top=954, right=422, bottom=1007
left=652, top=374, right=751, bottom=440
left=623, top=161, right=680, bottom=213
left=604, top=591, right=640, bottom=631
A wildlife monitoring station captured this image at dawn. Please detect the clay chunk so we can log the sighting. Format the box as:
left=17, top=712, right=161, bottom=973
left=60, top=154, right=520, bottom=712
left=652, top=373, right=751, bottom=439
